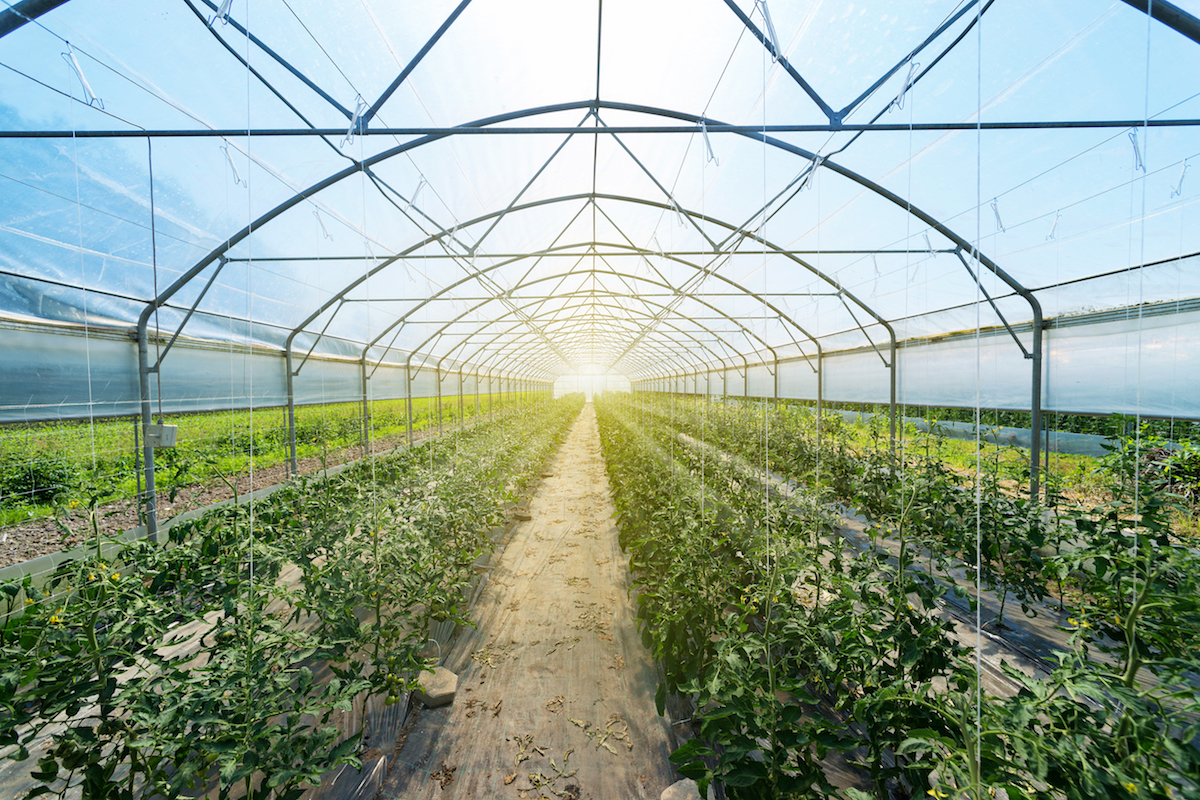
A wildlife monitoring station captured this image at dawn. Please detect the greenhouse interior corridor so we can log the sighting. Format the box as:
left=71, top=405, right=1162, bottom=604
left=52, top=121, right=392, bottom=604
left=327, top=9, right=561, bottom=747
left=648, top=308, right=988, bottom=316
left=1, top=0, right=1199, bottom=798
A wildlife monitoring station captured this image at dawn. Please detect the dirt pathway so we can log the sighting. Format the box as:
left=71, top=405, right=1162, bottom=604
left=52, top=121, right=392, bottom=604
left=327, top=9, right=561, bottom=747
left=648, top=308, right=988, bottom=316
left=383, top=404, right=678, bottom=800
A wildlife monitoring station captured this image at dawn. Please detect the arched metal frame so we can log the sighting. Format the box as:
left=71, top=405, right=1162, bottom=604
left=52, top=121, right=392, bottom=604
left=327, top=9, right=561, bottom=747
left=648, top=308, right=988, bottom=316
left=133, top=99, right=1048, bottom=538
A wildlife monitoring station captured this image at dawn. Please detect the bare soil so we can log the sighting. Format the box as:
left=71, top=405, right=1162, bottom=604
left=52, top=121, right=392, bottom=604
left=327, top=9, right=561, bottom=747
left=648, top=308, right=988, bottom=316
left=384, top=404, right=680, bottom=800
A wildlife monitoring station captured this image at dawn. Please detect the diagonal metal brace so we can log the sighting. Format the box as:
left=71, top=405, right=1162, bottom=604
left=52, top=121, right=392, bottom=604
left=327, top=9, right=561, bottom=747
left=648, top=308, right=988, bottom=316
left=293, top=299, right=346, bottom=376
left=149, top=256, right=227, bottom=373
left=837, top=290, right=890, bottom=367
left=954, top=248, right=1031, bottom=359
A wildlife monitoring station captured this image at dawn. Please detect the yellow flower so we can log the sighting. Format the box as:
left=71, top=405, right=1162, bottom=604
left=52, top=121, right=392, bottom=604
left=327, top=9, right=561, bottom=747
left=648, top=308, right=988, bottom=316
left=24, top=598, right=33, bottom=606
left=88, top=573, right=96, bottom=581
left=110, top=573, right=120, bottom=582
left=1122, top=782, right=1136, bottom=794
left=928, top=789, right=949, bottom=799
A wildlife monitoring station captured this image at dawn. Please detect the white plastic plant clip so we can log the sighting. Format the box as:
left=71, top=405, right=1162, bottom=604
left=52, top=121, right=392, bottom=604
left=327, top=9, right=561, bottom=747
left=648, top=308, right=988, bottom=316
left=889, top=61, right=919, bottom=112
left=1046, top=210, right=1060, bottom=241
left=313, top=209, right=331, bottom=240
left=1171, top=160, right=1188, bottom=198
left=406, top=176, right=427, bottom=211
left=341, top=95, right=368, bottom=148
left=651, top=235, right=664, bottom=258
left=1129, top=129, right=1145, bottom=173
left=701, top=120, right=719, bottom=166
left=671, top=197, right=687, bottom=228
left=991, top=197, right=1005, bottom=233
left=220, top=142, right=245, bottom=187
left=61, top=44, right=103, bottom=109
left=800, top=155, right=824, bottom=191
left=208, top=0, right=233, bottom=27
left=756, top=0, right=782, bottom=63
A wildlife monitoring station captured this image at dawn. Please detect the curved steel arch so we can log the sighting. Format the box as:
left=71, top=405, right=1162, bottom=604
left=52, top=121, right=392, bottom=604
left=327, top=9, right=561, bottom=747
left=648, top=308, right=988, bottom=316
left=420, top=294, right=733, bottom=380
left=324, top=254, right=801, bottom=455
left=459, top=300, right=738, bottom=375
left=137, top=99, right=1045, bottom=536
left=277, top=199, right=821, bottom=380
left=387, top=266, right=793, bottom=374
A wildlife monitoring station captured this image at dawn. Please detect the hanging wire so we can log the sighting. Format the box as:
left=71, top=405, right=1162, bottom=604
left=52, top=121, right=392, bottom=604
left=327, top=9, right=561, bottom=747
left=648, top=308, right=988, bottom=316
left=972, top=1, right=984, bottom=792
left=1129, top=0, right=1156, bottom=666
left=65, top=47, right=98, bottom=483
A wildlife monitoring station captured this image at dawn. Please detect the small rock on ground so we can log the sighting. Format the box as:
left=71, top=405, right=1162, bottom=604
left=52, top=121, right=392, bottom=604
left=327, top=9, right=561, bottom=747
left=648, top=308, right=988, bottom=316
left=662, top=778, right=703, bottom=800
left=414, top=666, right=458, bottom=708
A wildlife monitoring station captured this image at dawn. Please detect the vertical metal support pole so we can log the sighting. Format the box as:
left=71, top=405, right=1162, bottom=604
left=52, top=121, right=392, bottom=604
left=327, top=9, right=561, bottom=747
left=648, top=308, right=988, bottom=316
left=459, top=369, right=465, bottom=431
left=405, top=359, right=414, bottom=446
left=360, top=358, right=371, bottom=454
left=286, top=348, right=298, bottom=475
left=133, top=414, right=143, bottom=519
left=437, top=367, right=444, bottom=435
left=889, top=335, right=898, bottom=458
left=475, top=373, right=481, bottom=419
left=816, top=350, right=823, bottom=438
left=773, top=359, right=779, bottom=410
left=1030, top=314, right=1044, bottom=499
left=136, top=326, right=159, bottom=542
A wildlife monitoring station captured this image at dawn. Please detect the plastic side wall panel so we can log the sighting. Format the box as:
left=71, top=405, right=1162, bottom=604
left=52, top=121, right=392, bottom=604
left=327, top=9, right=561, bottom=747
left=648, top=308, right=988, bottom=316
left=815, top=350, right=891, bottom=404
left=293, top=359, right=362, bottom=407
left=897, top=334, right=1031, bottom=409
left=1046, top=309, right=1200, bottom=418
left=150, top=348, right=279, bottom=412
left=366, top=363, right=406, bottom=404
left=709, top=370, right=726, bottom=396
left=746, top=364, right=773, bottom=397
left=0, top=326, right=139, bottom=423
left=407, top=368, right=438, bottom=399
left=725, top=367, right=746, bottom=397
left=0, top=323, right=490, bottom=423
left=777, top=358, right=819, bottom=400
left=554, top=375, right=580, bottom=398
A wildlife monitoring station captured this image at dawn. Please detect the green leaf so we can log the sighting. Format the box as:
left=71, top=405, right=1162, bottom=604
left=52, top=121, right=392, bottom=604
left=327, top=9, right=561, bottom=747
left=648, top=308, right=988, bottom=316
left=720, top=759, right=767, bottom=787
left=669, top=738, right=715, bottom=765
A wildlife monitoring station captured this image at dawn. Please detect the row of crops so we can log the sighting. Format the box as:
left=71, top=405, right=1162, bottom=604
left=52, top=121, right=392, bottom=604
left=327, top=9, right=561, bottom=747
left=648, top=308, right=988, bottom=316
left=595, top=393, right=1200, bottom=800
left=0, top=394, right=582, bottom=800
left=0, top=392, right=527, bottom=529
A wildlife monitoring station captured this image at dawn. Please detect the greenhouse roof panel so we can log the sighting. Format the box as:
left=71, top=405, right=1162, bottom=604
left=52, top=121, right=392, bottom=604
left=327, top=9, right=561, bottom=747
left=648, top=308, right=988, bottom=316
left=0, top=0, right=1196, bottom=383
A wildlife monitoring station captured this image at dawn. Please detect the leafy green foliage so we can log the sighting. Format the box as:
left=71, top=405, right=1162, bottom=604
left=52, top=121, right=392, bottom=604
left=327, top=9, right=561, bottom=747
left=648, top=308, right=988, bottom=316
left=599, top=392, right=1200, bottom=800
left=1, top=394, right=582, bottom=799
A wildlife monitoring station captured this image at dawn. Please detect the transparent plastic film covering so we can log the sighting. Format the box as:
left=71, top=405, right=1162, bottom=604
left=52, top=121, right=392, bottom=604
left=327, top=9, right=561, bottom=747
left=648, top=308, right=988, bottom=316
left=0, top=0, right=1193, bottom=423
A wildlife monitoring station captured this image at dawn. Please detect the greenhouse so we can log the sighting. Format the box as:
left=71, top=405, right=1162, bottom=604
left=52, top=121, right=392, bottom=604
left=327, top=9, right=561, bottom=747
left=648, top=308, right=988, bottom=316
left=1, top=0, right=1199, bottom=797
